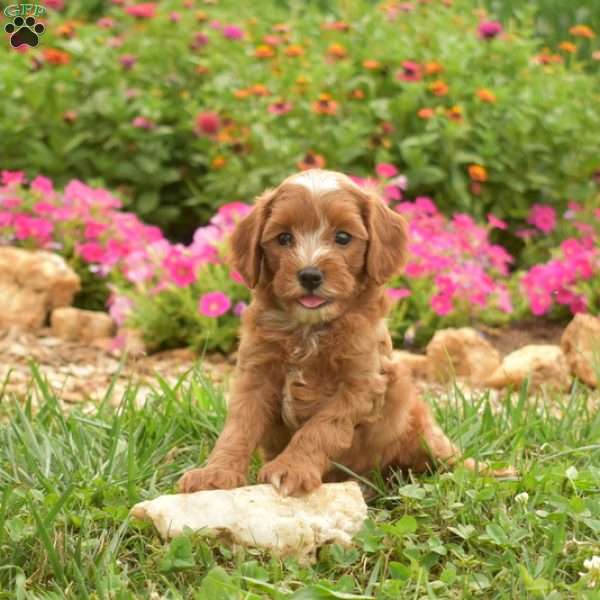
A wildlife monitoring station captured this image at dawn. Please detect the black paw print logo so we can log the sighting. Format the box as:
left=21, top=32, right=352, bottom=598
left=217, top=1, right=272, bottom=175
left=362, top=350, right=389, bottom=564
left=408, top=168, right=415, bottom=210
left=5, top=16, right=45, bottom=48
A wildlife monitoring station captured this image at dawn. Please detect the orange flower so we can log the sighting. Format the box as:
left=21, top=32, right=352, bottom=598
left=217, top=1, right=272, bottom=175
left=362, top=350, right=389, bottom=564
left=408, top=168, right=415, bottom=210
left=42, top=48, right=70, bottom=65
left=362, top=59, right=381, bottom=70
left=195, top=10, right=208, bottom=22
left=446, top=105, right=463, bottom=121
left=56, top=22, right=77, bottom=38
left=234, top=88, right=251, bottom=99
left=417, top=107, right=435, bottom=119
left=349, top=88, right=365, bottom=99
left=593, top=50, right=600, bottom=61
left=428, top=80, right=449, bottom=96
left=476, top=88, right=496, bottom=103
left=272, top=23, right=291, bottom=33
left=284, top=44, right=304, bottom=57
left=559, top=41, right=577, bottom=53
left=569, top=24, right=595, bottom=39
left=468, top=164, right=487, bottom=182
left=255, top=45, right=275, bottom=59
left=322, top=21, right=350, bottom=31
left=211, top=156, right=227, bottom=169
left=297, top=152, right=326, bottom=171
left=425, top=61, right=444, bottom=75
left=327, top=43, right=347, bottom=59
left=535, top=51, right=563, bottom=65
left=250, top=83, right=270, bottom=96
left=311, top=93, right=338, bottom=115
left=195, top=65, right=210, bottom=75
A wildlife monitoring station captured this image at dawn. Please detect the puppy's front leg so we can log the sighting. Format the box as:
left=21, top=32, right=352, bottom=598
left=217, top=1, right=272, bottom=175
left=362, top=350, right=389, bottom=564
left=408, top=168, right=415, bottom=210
left=259, top=374, right=383, bottom=496
left=178, top=368, right=280, bottom=493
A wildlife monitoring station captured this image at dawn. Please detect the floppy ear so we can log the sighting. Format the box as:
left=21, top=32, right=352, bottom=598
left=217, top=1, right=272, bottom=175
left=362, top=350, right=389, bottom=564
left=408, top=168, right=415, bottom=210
left=229, top=189, right=274, bottom=288
left=364, top=193, right=408, bottom=285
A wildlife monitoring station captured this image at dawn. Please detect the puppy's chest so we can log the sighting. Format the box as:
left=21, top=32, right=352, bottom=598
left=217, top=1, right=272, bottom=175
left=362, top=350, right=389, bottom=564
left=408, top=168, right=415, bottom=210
left=281, top=365, right=332, bottom=430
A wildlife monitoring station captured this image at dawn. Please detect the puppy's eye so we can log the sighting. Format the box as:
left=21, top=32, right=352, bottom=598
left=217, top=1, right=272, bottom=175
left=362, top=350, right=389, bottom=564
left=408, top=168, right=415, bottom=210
left=335, top=231, right=352, bottom=246
left=277, top=232, right=294, bottom=246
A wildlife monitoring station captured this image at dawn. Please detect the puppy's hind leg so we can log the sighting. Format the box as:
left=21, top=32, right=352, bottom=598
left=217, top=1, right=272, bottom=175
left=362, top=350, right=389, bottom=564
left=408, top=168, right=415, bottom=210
left=397, top=397, right=517, bottom=478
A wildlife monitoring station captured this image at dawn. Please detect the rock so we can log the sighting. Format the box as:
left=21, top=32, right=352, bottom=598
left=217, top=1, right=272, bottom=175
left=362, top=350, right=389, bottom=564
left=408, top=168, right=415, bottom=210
left=0, top=247, right=80, bottom=331
left=51, top=307, right=116, bottom=343
left=561, top=314, right=600, bottom=388
left=426, top=327, right=501, bottom=384
left=486, top=345, right=571, bottom=391
left=392, top=350, right=430, bottom=380
left=131, top=482, right=367, bottom=564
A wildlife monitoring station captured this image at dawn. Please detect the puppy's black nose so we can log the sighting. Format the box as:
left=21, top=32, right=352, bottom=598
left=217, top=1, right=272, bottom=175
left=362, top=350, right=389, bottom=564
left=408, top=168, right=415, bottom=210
left=298, top=267, right=323, bottom=291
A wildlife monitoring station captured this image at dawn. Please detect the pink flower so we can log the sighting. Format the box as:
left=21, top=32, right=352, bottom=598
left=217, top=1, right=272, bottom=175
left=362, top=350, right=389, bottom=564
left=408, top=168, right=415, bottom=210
left=387, top=288, right=411, bottom=301
left=376, top=163, right=398, bottom=178
left=125, top=3, right=157, bottom=19
left=30, top=175, right=54, bottom=196
left=0, top=212, right=12, bottom=227
left=233, top=301, right=247, bottom=316
left=163, top=250, right=197, bottom=287
left=191, top=32, right=209, bottom=49
left=430, top=293, right=453, bottom=316
left=211, top=202, right=253, bottom=230
left=119, top=54, right=137, bottom=70
left=487, top=214, right=507, bottom=229
left=45, top=0, right=64, bottom=8
left=268, top=101, right=293, bottom=115
left=478, top=20, right=503, bottom=39
left=230, top=270, right=246, bottom=284
left=84, top=221, right=109, bottom=239
left=527, top=204, right=556, bottom=233
left=195, top=111, right=221, bottom=136
left=396, top=61, right=422, bottom=82
left=222, top=24, right=244, bottom=40
left=384, top=185, right=402, bottom=201
left=1, top=171, right=25, bottom=187
left=108, top=293, right=133, bottom=326
left=169, top=12, right=181, bottom=23
left=13, top=215, right=53, bottom=242
left=198, top=291, right=232, bottom=317
left=78, top=242, right=107, bottom=263
left=132, top=116, right=156, bottom=130
left=97, top=17, right=115, bottom=28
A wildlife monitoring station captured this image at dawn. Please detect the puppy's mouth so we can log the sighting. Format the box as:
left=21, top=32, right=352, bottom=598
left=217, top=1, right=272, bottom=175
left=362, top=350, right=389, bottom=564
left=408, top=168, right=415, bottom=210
left=297, top=295, right=330, bottom=309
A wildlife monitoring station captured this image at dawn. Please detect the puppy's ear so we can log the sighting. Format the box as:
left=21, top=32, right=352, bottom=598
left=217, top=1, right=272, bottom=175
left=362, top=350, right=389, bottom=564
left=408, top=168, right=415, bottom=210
left=229, top=189, right=274, bottom=288
left=364, top=192, right=408, bottom=285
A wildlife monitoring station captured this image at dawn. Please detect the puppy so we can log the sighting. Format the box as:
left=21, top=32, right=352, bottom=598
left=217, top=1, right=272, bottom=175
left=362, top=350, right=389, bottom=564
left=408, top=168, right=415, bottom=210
left=179, top=169, right=512, bottom=496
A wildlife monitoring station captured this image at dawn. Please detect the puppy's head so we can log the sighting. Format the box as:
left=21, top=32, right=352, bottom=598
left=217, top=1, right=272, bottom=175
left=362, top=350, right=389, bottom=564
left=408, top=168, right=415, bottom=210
left=230, top=169, right=407, bottom=323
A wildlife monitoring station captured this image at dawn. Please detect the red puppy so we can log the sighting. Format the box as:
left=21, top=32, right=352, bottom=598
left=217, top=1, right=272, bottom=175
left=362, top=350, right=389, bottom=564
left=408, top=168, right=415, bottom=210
left=179, top=169, right=511, bottom=496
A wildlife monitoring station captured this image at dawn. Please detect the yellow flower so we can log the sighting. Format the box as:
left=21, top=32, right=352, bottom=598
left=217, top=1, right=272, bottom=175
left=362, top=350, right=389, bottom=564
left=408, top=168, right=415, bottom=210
left=446, top=105, right=463, bottom=121
left=327, top=43, right=347, bottom=59
left=569, top=24, right=595, bottom=39
left=476, top=88, right=496, bottom=103
left=255, top=45, right=275, bottom=59
left=559, top=41, right=577, bottom=53
left=468, top=164, right=487, bottom=182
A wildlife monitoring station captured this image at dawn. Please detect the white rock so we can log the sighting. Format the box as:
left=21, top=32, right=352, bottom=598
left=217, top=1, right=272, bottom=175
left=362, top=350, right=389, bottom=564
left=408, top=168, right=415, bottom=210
left=131, top=482, right=367, bottom=563
left=486, top=344, right=571, bottom=392
left=561, top=314, right=600, bottom=388
left=426, top=327, right=501, bottom=384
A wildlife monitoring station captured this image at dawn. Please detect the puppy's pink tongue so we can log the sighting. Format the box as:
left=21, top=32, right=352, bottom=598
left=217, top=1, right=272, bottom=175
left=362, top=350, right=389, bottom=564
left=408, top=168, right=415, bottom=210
left=298, top=296, right=327, bottom=308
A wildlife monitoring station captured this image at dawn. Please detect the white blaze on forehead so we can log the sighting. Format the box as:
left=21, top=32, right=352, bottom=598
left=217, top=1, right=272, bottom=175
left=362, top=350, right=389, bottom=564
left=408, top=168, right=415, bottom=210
left=294, top=224, right=330, bottom=265
left=287, top=169, right=341, bottom=194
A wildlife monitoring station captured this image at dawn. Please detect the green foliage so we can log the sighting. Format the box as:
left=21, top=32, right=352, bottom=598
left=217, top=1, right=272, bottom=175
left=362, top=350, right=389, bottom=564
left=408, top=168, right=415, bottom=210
left=1, top=0, right=599, bottom=239
left=1, top=367, right=599, bottom=597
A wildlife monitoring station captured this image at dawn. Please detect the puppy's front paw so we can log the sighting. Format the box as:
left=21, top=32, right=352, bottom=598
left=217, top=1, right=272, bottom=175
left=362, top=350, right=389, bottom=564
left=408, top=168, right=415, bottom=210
left=258, top=457, right=322, bottom=497
left=178, top=467, right=246, bottom=493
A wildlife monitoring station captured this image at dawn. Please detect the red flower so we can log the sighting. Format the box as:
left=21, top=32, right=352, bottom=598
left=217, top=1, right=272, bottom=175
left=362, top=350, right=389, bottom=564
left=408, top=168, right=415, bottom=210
left=195, top=112, right=221, bottom=136
left=396, top=61, right=422, bottom=82
left=125, top=3, right=157, bottom=19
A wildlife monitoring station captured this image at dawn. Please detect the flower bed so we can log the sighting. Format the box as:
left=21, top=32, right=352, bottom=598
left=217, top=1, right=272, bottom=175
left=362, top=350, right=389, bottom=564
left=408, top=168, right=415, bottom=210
left=1, top=169, right=597, bottom=352
left=1, top=0, right=599, bottom=241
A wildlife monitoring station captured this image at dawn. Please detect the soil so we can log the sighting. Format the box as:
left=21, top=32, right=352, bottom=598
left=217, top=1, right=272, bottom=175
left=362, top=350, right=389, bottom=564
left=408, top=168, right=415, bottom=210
left=478, top=320, right=565, bottom=356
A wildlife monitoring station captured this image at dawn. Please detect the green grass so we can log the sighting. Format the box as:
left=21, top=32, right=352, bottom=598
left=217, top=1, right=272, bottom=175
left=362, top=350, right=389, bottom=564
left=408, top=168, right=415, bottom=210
left=1, top=365, right=599, bottom=599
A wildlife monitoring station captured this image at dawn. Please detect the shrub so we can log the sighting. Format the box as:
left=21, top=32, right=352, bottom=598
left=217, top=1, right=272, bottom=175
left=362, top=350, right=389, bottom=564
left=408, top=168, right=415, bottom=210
left=1, top=0, right=599, bottom=240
